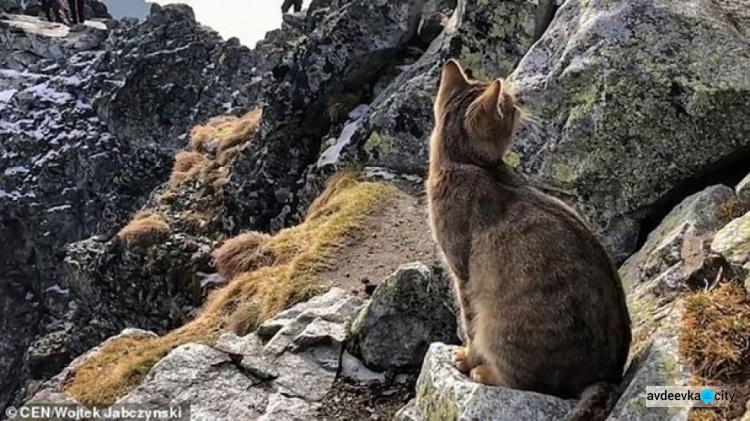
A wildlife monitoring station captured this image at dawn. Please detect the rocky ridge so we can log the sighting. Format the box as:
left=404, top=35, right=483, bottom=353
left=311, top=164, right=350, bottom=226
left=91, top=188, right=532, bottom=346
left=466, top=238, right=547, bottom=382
left=1, top=0, right=750, bottom=419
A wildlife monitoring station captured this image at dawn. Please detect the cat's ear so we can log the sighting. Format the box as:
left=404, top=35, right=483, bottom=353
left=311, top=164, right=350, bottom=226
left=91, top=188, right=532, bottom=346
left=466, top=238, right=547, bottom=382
left=467, top=79, right=503, bottom=122
left=435, top=60, right=470, bottom=116
left=440, top=60, right=470, bottom=93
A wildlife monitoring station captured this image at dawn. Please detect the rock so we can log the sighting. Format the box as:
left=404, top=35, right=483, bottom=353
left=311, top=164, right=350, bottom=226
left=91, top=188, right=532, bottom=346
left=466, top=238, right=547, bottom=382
left=227, top=0, right=425, bottom=232
left=259, top=289, right=364, bottom=400
left=399, top=343, right=575, bottom=420
left=416, top=11, right=447, bottom=49
left=0, top=0, right=22, bottom=13
left=0, top=14, right=108, bottom=69
left=509, top=0, right=750, bottom=261
left=257, top=394, right=319, bottom=421
left=221, top=288, right=364, bottom=402
left=736, top=173, right=750, bottom=206
left=117, top=344, right=270, bottom=419
left=620, top=185, right=739, bottom=290
left=621, top=185, right=740, bottom=340
left=348, top=262, right=459, bottom=371
left=340, top=351, right=387, bottom=385
left=608, top=308, right=691, bottom=421
left=712, top=211, right=750, bottom=268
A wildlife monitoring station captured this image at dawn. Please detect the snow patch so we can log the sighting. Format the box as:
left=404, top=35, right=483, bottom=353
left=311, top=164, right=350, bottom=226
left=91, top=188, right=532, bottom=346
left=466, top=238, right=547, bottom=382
left=4, top=166, right=30, bottom=176
left=0, top=89, right=17, bottom=103
left=45, top=285, right=70, bottom=295
left=46, top=204, right=72, bottom=213
left=316, top=104, right=371, bottom=168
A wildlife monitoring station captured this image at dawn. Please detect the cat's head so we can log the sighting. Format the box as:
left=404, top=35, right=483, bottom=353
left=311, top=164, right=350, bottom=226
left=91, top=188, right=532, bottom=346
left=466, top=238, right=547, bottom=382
left=433, top=60, right=524, bottom=166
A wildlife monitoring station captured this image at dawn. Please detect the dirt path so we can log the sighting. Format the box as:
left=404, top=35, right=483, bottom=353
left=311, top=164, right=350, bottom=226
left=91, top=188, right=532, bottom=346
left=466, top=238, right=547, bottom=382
left=318, top=181, right=436, bottom=296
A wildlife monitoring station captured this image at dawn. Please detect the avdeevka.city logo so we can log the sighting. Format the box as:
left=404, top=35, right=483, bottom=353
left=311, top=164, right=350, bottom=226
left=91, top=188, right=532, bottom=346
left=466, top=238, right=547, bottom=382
left=701, top=389, right=715, bottom=404
left=645, top=386, right=734, bottom=408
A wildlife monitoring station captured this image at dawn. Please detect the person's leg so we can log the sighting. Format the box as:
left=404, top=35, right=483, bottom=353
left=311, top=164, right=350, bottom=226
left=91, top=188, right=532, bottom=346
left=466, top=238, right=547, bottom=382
left=56, top=0, right=71, bottom=26
left=293, top=0, right=302, bottom=12
left=76, top=0, right=85, bottom=24
left=281, top=0, right=293, bottom=13
left=42, top=0, right=54, bottom=21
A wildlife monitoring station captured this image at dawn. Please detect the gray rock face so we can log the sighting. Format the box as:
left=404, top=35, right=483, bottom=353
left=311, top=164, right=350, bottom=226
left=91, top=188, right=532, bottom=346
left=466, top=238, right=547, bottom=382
left=226, top=0, right=425, bottom=232
left=117, top=344, right=269, bottom=420
left=0, top=6, right=257, bottom=411
left=92, top=4, right=257, bottom=148
left=510, top=0, right=750, bottom=261
left=27, top=288, right=365, bottom=421
left=1, top=0, right=110, bottom=18
left=607, top=308, right=691, bottom=421
left=736, top=174, right=750, bottom=206
left=396, top=343, right=575, bottom=421
left=347, top=262, right=459, bottom=371
left=711, top=210, right=750, bottom=269
left=620, top=185, right=739, bottom=291
left=621, top=185, right=739, bottom=358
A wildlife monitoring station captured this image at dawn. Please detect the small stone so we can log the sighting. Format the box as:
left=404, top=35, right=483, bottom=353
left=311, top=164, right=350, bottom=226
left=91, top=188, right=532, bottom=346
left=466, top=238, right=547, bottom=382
left=364, top=284, right=377, bottom=296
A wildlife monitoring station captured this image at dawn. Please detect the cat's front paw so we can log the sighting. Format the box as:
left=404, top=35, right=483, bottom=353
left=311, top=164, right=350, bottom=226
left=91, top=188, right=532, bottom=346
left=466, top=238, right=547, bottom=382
left=469, top=365, right=505, bottom=387
left=453, top=347, right=473, bottom=373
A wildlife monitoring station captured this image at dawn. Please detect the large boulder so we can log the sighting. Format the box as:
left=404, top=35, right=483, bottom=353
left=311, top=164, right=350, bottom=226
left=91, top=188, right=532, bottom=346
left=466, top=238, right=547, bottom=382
left=620, top=185, right=741, bottom=291
left=395, top=343, right=575, bottom=420
left=347, top=262, right=459, bottom=371
left=509, top=0, right=750, bottom=261
left=607, top=307, right=692, bottom=421
left=620, top=185, right=740, bottom=352
left=712, top=210, right=750, bottom=271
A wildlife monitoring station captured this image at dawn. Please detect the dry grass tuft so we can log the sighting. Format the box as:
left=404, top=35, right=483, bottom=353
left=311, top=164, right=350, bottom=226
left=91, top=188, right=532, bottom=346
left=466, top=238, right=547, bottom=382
left=65, top=173, right=394, bottom=407
left=680, top=282, right=750, bottom=381
left=117, top=214, right=171, bottom=246
left=230, top=299, right=263, bottom=337
left=213, top=231, right=275, bottom=279
left=188, top=109, right=262, bottom=162
left=169, top=151, right=209, bottom=185
left=716, top=197, right=748, bottom=225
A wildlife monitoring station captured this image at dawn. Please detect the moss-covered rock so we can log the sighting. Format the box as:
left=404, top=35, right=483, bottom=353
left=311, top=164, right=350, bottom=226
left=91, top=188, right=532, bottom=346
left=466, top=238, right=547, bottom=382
left=712, top=210, right=750, bottom=267
left=609, top=306, right=692, bottom=420
left=510, top=0, right=750, bottom=261
left=394, top=343, right=575, bottom=420
left=347, top=262, right=459, bottom=371
left=620, top=185, right=737, bottom=291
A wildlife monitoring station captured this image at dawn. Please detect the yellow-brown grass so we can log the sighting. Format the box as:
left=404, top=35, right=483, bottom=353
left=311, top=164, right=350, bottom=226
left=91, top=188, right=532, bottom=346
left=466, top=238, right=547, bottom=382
left=188, top=109, right=262, bottom=164
left=117, top=214, right=171, bottom=246
left=213, top=231, right=274, bottom=279
left=716, top=197, right=747, bottom=225
left=679, top=282, right=750, bottom=381
left=169, top=151, right=210, bottom=186
left=65, top=173, right=394, bottom=407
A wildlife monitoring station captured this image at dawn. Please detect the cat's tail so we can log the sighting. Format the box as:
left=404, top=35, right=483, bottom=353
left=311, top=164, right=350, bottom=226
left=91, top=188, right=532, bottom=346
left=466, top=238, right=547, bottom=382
left=563, top=382, right=620, bottom=421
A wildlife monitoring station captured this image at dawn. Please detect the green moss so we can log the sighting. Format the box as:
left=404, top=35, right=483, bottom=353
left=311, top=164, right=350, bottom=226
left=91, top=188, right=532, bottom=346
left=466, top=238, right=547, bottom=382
left=365, top=132, right=394, bottom=156
left=554, top=164, right=576, bottom=184
left=659, top=352, right=681, bottom=385
left=417, top=382, right=459, bottom=421
left=566, top=84, right=599, bottom=125
left=504, top=151, right=521, bottom=169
